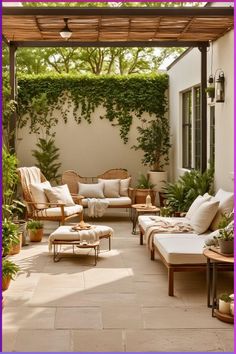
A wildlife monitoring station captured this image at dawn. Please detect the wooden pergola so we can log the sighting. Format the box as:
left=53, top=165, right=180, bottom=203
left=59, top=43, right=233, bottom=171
left=2, top=6, right=234, bottom=171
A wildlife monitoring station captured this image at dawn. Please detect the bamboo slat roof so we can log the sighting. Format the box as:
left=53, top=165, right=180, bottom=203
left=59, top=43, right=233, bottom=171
left=2, top=7, right=234, bottom=47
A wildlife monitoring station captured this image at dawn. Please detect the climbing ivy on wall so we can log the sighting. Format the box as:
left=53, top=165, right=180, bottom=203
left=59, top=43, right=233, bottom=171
left=17, top=73, right=168, bottom=143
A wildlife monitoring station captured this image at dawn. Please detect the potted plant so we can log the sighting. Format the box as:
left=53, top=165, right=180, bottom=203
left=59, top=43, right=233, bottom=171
left=218, top=293, right=231, bottom=314
left=2, top=259, right=19, bottom=291
left=2, top=219, right=20, bottom=256
left=214, top=214, right=234, bottom=255
left=27, top=220, right=44, bottom=242
left=205, top=86, right=215, bottom=101
left=133, top=118, right=171, bottom=196
left=134, top=174, right=156, bottom=205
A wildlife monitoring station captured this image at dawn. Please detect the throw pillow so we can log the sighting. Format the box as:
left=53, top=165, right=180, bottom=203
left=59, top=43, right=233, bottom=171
left=185, top=194, right=212, bottom=220
left=190, top=200, right=220, bottom=234
left=120, top=177, right=131, bottom=196
left=29, top=181, right=51, bottom=209
left=44, top=185, right=75, bottom=206
left=98, top=179, right=120, bottom=198
left=210, top=189, right=234, bottom=231
left=78, top=182, right=105, bottom=199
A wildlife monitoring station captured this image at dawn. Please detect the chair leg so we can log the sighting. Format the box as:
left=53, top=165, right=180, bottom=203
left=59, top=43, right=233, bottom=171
left=150, top=249, right=155, bottom=260
left=168, top=268, right=174, bottom=296
left=109, top=235, right=111, bottom=250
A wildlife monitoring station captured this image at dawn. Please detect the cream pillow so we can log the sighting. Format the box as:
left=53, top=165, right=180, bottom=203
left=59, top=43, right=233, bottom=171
left=120, top=177, right=131, bottom=197
left=78, top=182, right=105, bottom=199
left=29, top=181, right=51, bottom=209
left=98, top=179, right=120, bottom=198
left=210, top=189, right=234, bottom=231
left=186, top=194, right=212, bottom=220
left=44, top=185, right=75, bottom=206
left=190, top=200, right=220, bottom=234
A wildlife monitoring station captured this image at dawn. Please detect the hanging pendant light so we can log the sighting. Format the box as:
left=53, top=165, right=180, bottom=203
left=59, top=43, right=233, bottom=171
left=60, top=18, right=72, bottom=40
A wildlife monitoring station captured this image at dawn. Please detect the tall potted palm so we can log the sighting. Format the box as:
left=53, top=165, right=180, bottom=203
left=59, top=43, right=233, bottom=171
left=133, top=117, right=171, bottom=197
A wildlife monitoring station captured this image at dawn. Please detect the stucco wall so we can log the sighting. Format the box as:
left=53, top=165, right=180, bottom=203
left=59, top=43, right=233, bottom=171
left=16, top=104, right=153, bottom=185
left=168, top=29, right=234, bottom=192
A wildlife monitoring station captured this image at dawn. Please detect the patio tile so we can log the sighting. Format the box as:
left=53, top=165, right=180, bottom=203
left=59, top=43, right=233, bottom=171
left=142, top=306, right=233, bottom=329
left=72, top=329, right=124, bottom=352
left=125, top=329, right=224, bottom=352
left=102, top=305, right=143, bottom=329
left=67, top=292, right=138, bottom=307
left=55, top=307, right=102, bottom=329
left=36, top=272, right=85, bottom=289
left=28, top=287, right=85, bottom=307
left=3, top=290, right=34, bottom=307
left=3, top=307, right=56, bottom=329
left=2, top=329, right=18, bottom=352
left=215, top=329, right=234, bottom=352
left=14, top=329, right=71, bottom=352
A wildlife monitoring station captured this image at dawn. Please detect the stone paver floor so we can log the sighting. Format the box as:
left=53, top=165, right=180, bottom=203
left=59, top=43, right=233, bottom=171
left=3, top=215, right=234, bottom=352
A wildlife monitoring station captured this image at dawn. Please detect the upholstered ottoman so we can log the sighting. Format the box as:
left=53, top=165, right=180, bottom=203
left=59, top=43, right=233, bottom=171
left=49, top=225, right=113, bottom=263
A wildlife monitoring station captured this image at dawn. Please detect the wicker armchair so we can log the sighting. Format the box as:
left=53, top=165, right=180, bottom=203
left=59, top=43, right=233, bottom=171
left=18, top=167, right=83, bottom=225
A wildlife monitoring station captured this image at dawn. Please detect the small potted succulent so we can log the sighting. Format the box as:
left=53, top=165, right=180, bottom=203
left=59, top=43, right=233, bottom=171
left=218, top=293, right=231, bottom=314
left=135, top=174, right=156, bottom=205
left=215, top=213, right=234, bottom=255
left=2, top=259, right=19, bottom=291
left=27, top=220, right=44, bottom=242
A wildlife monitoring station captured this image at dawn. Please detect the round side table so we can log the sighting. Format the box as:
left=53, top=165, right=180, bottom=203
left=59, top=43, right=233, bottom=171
left=131, top=204, right=160, bottom=235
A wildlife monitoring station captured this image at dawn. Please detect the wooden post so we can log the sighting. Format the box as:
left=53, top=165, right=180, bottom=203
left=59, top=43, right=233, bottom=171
left=9, top=42, right=17, bottom=152
left=200, top=45, right=207, bottom=172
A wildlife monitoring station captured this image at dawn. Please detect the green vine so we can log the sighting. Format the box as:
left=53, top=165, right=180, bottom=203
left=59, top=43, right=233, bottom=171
left=17, top=74, right=168, bottom=143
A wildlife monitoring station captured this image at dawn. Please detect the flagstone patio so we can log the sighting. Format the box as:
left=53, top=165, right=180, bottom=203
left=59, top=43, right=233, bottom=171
left=3, top=214, right=234, bottom=352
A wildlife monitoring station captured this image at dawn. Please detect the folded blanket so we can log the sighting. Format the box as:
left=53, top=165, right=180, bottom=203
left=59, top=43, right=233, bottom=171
left=145, top=219, right=193, bottom=251
left=87, top=198, right=110, bottom=217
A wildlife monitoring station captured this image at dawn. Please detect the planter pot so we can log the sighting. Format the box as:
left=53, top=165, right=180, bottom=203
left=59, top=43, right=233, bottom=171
left=2, top=277, right=11, bottom=291
left=229, top=294, right=234, bottom=316
left=219, top=299, right=230, bottom=314
left=218, top=239, right=234, bottom=255
left=28, top=228, right=43, bottom=242
left=9, top=232, right=22, bottom=255
left=14, top=220, right=27, bottom=246
left=135, top=189, right=156, bottom=205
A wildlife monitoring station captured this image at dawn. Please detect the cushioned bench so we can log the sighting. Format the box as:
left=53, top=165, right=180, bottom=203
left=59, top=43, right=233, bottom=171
left=62, top=168, right=135, bottom=210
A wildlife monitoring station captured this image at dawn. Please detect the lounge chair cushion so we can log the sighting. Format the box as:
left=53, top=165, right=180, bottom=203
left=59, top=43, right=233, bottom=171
left=190, top=200, right=219, bottom=234
left=185, top=194, right=212, bottom=220
left=153, top=233, right=209, bottom=264
left=36, top=205, right=82, bottom=217
left=78, top=182, right=105, bottom=198
left=98, top=179, right=121, bottom=198
left=138, top=215, right=188, bottom=232
left=120, top=177, right=131, bottom=196
left=29, top=181, right=51, bottom=209
left=82, top=196, right=131, bottom=207
left=210, top=189, right=234, bottom=230
left=44, top=185, right=75, bottom=206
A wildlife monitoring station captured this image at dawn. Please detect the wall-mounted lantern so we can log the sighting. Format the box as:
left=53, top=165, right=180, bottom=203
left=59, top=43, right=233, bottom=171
left=215, top=71, right=225, bottom=103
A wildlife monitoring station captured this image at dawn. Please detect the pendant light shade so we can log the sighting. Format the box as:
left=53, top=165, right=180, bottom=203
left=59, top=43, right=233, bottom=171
left=60, top=18, right=72, bottom=40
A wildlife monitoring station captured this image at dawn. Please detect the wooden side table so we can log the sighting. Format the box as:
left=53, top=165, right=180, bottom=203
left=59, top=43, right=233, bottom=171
left=203, top=248, right=234, bottom=318
left=131, top=204, right=160, bottom=235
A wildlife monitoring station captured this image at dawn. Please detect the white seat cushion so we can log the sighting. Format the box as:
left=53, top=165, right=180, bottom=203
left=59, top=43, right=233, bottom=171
left=44, top=185, right=75, bottom=206
left=37, top=205, right=82, bottom=217
left=29, top=181, right=51, bottom=209
left=82, top=197, right=131, bottom=207
left=210, top=189, right=234, bottom=230
left=78, top=182, right=105, bottom=198
left=138, top=215, right=188, bottom=232
left=98, top=179, right=121, bottom=198
left=153, top=233, right=209, bottom=264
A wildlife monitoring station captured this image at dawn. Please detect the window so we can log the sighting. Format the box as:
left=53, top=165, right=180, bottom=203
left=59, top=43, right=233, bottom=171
left=194, top=87, right=201, bottom=170
left=209, top=106, right=215, bottom=166
left=182, top=90, right=192, bottom=169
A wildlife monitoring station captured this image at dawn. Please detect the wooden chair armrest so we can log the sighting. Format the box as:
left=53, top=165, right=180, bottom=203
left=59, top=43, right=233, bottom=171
left=71, top=194, right=84, bottom=205
left=26, top=201, right=66, bottom=207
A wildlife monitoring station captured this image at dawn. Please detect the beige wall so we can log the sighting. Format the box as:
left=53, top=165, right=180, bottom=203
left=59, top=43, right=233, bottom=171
left=168, top=29, right=234, bottom=192
left=16, top=104, right=154, bottom=185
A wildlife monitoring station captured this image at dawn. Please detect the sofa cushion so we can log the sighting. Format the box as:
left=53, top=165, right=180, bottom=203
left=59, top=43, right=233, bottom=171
left=44, top=185, right=75, bottom=206
left=82, top=197, right=131, bottom=207
left=138, top=215, right=188, bottom=233
left=37, top=204, right=82, bottom=217
left=78, top=182, right=105, bottom=198
left=29, top=181, right=51, bottom=209
left=210, top=189, right=234, bottom=231
left=153, top=233, right=208, bottom=264
left=190, top=200, right=219, bottom=234
left=98, top=179, right=120, bottom=198
left=186, top=194, right=212, bottom=220
left=120, top=177, right=131, bottom=196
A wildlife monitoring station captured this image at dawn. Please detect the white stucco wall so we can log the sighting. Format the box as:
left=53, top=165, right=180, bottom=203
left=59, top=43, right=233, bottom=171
left=16, top=104, right=153, bottom=185
left=168, top=29, right=234, bottom=192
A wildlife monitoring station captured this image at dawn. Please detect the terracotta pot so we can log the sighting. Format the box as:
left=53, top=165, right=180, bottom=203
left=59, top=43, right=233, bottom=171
left=135, top=189, right=156, bottom=205
left=2, top=277, right=11, bottom=291
left=28, top=228, right=43, bottom=242
left=219, top=299, right=230, bottom=314
left=9, top=232, right=22, bottom=255
left=218, top=239, right=234, bottom=255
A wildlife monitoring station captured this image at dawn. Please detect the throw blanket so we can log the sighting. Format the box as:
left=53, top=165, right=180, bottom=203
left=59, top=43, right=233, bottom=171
left=87, top=198, right=110, bottom=218
left=48, top=225, right=114, bottom=251
left=145, top=219, right=193, bottom=251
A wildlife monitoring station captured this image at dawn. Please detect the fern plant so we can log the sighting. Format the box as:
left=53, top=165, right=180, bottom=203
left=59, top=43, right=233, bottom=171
left=32, top=138, right=61, bottom=183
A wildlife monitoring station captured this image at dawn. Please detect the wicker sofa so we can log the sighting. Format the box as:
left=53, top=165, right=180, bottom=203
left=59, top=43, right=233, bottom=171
left=62, top=168, right=135, bottom=209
